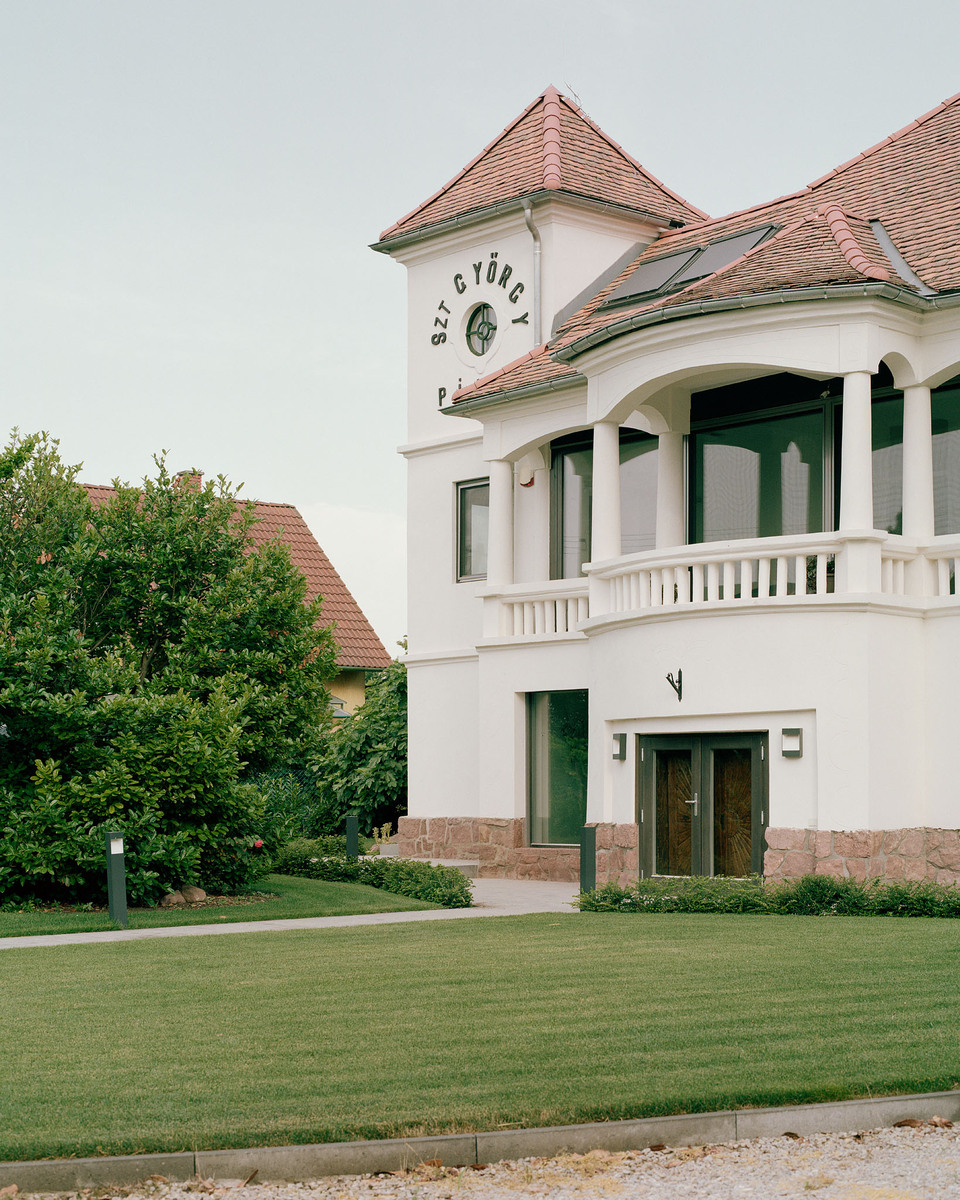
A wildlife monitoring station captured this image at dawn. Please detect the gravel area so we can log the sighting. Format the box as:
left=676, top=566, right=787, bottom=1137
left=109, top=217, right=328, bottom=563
left=12, top=1123, right=960, bottom=1200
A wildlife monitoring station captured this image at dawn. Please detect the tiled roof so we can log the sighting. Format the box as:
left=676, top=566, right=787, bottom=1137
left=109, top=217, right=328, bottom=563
left=82, top=485, right=391, bottom=671
left=379, top=86, right=704, bottom=244
left=454, top=90, right=960, bottom=403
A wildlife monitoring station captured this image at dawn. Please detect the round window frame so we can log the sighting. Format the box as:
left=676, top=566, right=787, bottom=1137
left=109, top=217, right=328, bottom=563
left=465, top=303, right=498, bottom=357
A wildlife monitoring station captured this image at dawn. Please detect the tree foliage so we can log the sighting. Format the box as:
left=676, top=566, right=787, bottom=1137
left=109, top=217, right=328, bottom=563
left=311, top=658, right=407, bottom=835
left=0, top=432, right=338, bottom=904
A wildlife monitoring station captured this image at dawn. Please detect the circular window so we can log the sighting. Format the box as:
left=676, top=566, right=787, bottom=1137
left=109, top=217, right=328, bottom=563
left=465, top=303, right=497, bottom=356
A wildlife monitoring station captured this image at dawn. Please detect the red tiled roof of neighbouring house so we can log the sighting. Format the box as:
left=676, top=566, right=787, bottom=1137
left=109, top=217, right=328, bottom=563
left=83, top=485, right=391, bottom=671
left=452, top=90, right=960, bottom=405
left=378, top=86, right=705, bottom=245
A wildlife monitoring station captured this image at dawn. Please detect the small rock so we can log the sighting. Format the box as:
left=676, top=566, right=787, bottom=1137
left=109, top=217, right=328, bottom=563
left=0, top=1184, right=19, bottom=1198
left=181, top=885, right=207, bottom=903
left=160, top=891, right=185, bottom=907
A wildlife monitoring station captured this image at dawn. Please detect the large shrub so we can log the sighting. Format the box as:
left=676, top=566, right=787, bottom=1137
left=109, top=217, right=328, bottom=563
left=310, top=659, right=407, bottom=835
left=0, top=432, right=338, bottom=905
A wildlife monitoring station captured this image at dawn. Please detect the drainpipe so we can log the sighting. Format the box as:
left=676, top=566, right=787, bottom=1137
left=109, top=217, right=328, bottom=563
left=520, top=199, right=542, bottom=344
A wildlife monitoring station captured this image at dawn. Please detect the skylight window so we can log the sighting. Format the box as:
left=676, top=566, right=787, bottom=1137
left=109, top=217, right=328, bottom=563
left=605, top=249, right=700, bottom=303
left=603, top=224, right=777, bottom=307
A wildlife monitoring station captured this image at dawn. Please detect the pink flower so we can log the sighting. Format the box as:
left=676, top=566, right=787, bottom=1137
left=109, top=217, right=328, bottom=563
left=253, top=839, right=263, bottom=849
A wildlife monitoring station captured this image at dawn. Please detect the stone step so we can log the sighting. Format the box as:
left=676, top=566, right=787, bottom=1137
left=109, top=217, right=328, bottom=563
left=414, top=857, right=480, bottom=879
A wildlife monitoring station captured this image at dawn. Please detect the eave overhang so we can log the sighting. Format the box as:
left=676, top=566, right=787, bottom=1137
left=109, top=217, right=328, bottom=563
left=553, top=283, right=959, bottom=364
left=441, top=372, right=585, bottom=418
left=372, top=189, right=681, bottom=256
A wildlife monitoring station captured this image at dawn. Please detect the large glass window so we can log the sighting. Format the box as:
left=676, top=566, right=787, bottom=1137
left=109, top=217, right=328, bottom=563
left=528, top=690, right=588, bottom=845
left=933, top=379, right=960, bottom=535
left=456, top=479, right=489, bottom=581
left=693, top=410, right=824, bottom=542
left=550, top=430, right=658, bottom=577
left=691, top=370, right=906, bottom=544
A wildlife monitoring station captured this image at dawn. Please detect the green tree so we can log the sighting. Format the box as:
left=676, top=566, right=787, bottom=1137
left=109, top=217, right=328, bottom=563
left=311, top=658, right=407, bottom=836
left=0, top=432, right=339, bottom=904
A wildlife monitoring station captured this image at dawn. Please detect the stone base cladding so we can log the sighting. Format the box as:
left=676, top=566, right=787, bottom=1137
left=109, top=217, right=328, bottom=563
left=396, top=817, right=579, bottom=881
left=764, top=827, right=960, bottom=885
left=589, top=823, right=640, bottom=887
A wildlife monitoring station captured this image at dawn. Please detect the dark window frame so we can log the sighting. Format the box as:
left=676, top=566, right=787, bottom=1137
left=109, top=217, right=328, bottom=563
left=455, top=477, right=490, bottom=582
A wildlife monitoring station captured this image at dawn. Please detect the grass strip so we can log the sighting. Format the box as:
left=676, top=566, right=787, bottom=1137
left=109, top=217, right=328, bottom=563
left=0, top=874, right=436, bottom=937
left=2, top=912, right=960, bottom=1161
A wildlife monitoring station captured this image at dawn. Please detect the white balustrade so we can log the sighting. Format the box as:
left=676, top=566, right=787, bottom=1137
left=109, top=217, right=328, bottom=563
left=485, top=581, right=590, bottom=639
left=592, top=533, right=842, bottom=614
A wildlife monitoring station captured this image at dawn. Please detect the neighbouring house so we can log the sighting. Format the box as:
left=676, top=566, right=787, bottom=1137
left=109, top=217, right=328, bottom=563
left=84, top=484, right=390, bottom=712
left=374, top=86, right=960, bottom=886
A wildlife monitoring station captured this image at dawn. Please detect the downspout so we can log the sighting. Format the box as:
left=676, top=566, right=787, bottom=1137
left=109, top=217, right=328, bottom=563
left=520, top=198, right=542, bottom=344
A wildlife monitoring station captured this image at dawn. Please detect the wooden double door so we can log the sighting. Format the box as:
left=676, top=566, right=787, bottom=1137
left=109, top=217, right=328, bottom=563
left=636, top=734, right=767, bottom=878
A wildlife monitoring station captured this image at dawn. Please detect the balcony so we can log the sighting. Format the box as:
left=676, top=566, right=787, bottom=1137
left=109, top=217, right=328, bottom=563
left=481, top=532, right=960, bottom=642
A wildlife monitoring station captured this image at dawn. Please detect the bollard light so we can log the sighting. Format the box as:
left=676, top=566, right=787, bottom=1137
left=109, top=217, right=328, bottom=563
left=345, top=814, right=359, bottom=860
left=105, top=829, right=128, bottom=928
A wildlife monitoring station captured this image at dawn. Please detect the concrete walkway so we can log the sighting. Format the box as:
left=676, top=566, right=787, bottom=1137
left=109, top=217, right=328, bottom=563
left=0, top=878, right=580, bottom=950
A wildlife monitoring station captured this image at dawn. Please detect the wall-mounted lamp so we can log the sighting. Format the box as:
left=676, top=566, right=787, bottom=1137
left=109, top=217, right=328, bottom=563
left=781, top=728, right=803, bottom=758
left=612, top=733, right=627, bottom=761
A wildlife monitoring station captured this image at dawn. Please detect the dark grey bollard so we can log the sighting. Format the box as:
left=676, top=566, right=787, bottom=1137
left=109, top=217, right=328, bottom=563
left=579, top=825, right=597, bottom=894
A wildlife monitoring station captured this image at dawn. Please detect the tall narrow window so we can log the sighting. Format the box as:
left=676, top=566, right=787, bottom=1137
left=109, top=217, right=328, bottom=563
left=528, top=690, right=588, bottom=845
left=550, top=430, right=658, bottom=577
left=871, top=395, right=904, bottom=534
left=457, top=479, right=489, bottom=580
left=932, top=379, right=960, bottom=535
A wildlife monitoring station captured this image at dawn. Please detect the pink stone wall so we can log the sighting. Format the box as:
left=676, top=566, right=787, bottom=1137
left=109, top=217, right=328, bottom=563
left=590, top=822, right=640, bottom=887
left=764, top=827, right=960, bottom=886
left=396, top=817, right=579, bottom=881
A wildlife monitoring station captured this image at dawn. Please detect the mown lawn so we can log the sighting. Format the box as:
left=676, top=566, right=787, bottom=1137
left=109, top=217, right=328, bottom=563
left=2, top=911, right=960, bottom=1162
left=0, top=873, right=436, bottom=937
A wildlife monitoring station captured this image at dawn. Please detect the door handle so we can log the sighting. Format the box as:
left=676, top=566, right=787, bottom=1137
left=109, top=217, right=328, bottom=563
left=685, top=791, right=699, bottom=815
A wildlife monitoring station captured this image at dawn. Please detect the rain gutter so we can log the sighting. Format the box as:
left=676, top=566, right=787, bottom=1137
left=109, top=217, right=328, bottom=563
left=441, top=373, right=584, bottom=418
left=520, top=199, right=542, bottom=343
left=372, top=190, right=677, bottom=255
left=554, top=283, right=956, bottom=363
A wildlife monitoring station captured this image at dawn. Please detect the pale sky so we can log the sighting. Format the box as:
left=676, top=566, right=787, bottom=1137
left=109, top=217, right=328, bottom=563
left=3, top=0, right=960, bottom=654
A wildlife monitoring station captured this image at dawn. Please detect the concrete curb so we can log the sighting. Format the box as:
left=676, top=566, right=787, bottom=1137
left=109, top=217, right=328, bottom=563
left=4, top=1089, right=960, bottom=1191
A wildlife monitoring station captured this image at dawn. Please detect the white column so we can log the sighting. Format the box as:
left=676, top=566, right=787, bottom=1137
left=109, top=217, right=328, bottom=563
left=655, top=430, right=686, bottom=548
left=837, top=371, right=881, bottom=593
left=839, top=371, right=874, bottom=530
left=486, top=458, right=514, bottom=587
left=902, top=385, right=935, bottom=539
left=591, top=421, right=622, bottom=562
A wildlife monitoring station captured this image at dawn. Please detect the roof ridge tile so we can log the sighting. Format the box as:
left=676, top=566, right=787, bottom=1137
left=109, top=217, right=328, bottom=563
left=821, top=203, right=890, bottom=280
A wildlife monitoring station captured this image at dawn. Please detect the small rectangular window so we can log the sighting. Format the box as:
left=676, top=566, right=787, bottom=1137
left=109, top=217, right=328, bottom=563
left=457, top=479, right=489, bottom=580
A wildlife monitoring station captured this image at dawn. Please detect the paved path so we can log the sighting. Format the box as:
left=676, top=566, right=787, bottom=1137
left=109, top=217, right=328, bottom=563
left=0, top=878, right=579, bottom=950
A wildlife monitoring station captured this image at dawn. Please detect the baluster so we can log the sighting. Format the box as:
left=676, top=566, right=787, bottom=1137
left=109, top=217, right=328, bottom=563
left=816, top=554, right=827, bottom=595
left=793, top=555, right=806, bottom=596
left=627, top=572, right=638, bottom=610
left=661, top=565, right=675, bottom=606
left=692, top=562, right=705, bottom=602
left=722, top=560, right=735, bottom=601
left=740, top=558, right=754, bottom=600
left=706, top=561, right=720, bottom=602
left=775, top=556, right=789, bottom=597
left=881, top=558, right=893, bottom=594
left=894, top=559, right=905, bottom=595
left=544, top=601, right=557, bottom=635
left=650, top=568, right=662, bottom=606
left=577, top=596, right=589, bottom=623
left=640, top=570, right=651, bottom=608
left=676, top=565, right=691, bottom=604
left=758, top=556, right=771, bottom=598
left=938, top=558, right=950, bottom=596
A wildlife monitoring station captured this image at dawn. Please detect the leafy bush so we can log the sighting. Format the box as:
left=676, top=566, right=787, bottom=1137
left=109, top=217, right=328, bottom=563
left=254, top=770, right=333, bottom=848
left=275, top=840, right=472, bottom=908
left=579, top=874, right=960, bottom=919
left=0, top=432, right=338, bottom=905
left=310, top=660, right=406, bottom=835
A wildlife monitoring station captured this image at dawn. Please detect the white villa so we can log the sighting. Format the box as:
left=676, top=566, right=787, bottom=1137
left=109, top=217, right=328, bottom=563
left=374, top=87, right=960, bottom=887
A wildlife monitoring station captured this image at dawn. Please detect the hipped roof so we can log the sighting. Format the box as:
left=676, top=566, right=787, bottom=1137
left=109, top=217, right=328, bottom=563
left=451, top=90, right=960, bottom=406
left=378, top=86, right=704, bottom=246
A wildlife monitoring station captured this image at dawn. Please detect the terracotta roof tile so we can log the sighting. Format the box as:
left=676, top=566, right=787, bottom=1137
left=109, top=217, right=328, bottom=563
left=379, top=87, right=704, bottom=243
left=82, top=485, right=391, bottom=671
left=453, top=91, right=960, bottom=403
